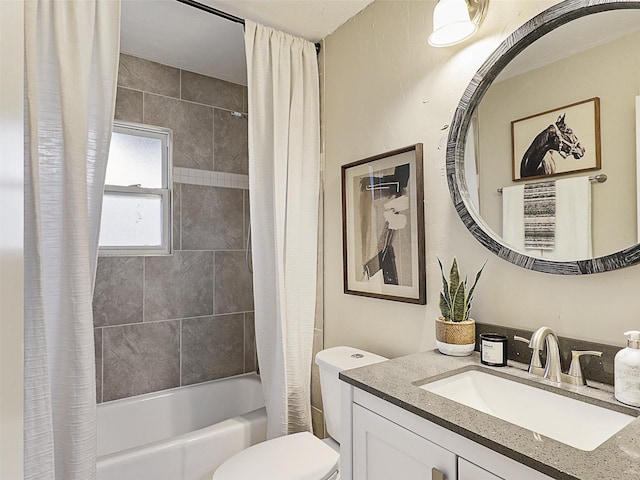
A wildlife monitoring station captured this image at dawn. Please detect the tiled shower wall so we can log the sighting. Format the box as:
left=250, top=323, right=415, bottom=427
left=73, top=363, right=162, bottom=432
left=93, top=54, right=255, bottom=403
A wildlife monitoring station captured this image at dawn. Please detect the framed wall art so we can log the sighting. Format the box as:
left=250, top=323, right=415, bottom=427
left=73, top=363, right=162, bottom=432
left=341, top=144, right=426, bottom=304
left=512, top=97, right=601, bottom=181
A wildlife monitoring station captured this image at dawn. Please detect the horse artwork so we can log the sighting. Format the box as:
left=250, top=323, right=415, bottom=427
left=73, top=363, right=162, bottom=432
left=511, top=98, right=601, bottom=182
left=519, top=114, right=585, bottom=179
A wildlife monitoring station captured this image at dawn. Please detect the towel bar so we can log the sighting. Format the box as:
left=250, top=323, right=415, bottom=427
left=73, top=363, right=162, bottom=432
left=497, top=174, right=607, bottom=194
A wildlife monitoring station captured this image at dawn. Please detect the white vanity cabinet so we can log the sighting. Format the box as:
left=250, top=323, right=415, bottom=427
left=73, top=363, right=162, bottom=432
left=458, top=459, right=502, bottom=480
left=341, top=383, right=553, bottom=480
left=352, top=404, right=456, bottom=480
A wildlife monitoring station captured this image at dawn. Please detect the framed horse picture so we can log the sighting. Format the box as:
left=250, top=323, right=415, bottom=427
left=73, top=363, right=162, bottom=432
left=511, top=97, right=601, bottom=181
left=341, top=144, right=426, bottom=304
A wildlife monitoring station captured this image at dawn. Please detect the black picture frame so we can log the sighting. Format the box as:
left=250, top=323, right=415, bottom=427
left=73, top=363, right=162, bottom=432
left=512, top=98, right=601, bottom=182
left=341, top=144, right=426, bottom=304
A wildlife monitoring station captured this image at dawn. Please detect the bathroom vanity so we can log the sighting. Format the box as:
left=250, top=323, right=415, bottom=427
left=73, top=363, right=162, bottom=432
left=339, top=351, right=640, bottom=480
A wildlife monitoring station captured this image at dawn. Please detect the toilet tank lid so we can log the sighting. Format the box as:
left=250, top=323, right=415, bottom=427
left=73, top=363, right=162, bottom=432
left=315, top=346, right=387, bottom=373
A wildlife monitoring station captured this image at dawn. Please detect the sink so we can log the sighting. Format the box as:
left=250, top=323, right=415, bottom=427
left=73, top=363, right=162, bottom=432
left=419, top=369, right=636, bottom=451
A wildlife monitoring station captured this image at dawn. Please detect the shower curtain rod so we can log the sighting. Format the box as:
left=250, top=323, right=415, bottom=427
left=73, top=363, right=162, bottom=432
left=176, top=0, right=322, bottom=54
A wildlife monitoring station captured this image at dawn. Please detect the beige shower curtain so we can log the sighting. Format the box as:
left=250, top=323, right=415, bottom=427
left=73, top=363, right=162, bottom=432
left=24, top=1, right=120, bottom=478
left=244, top=20, right=321, bottom=438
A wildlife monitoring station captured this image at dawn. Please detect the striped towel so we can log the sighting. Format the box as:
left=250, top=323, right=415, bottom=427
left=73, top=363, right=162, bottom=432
left=524, top=180, right=556, bottom=250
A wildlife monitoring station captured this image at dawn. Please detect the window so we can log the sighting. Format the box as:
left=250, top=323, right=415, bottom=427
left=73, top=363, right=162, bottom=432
left=99, top=121, right=172, bottom=255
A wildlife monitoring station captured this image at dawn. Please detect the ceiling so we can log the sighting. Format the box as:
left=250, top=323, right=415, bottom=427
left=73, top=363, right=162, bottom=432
left=496, top=9, right=640, bottom=82
left=120, top=0, right=375, bottom=86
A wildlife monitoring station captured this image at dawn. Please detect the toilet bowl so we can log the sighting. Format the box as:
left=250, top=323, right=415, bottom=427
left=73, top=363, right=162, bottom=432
left=212, top=346, right=387, bottom=480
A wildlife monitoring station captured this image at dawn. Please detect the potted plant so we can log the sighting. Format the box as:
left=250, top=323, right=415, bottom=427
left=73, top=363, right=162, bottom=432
left=436, top=257, right=485, bottom=356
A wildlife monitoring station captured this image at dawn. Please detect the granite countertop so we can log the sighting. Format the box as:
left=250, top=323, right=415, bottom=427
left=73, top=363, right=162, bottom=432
left=339, top=350, right=640, bottom=480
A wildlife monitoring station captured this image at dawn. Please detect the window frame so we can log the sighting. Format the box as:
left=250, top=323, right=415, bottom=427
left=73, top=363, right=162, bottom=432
left=99, top=121, right=173, bottom=256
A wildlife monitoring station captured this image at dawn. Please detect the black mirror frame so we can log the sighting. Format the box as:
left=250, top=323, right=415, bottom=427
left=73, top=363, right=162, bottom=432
left=447, top=0, right=640, bottom=275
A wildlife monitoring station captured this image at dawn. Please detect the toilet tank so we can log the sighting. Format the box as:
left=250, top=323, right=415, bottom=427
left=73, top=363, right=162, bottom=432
left=315, top=346, right=387, bottom=443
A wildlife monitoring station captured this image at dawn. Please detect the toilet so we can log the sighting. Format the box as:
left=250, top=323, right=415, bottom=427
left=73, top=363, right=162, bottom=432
left=212, top=346, right=387, bottom=480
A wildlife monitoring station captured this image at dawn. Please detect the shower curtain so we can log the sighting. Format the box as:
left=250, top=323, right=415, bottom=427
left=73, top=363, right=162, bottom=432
left=24, top=1, right=120, bottom=478
left=244, top=21, right=321, bottom=438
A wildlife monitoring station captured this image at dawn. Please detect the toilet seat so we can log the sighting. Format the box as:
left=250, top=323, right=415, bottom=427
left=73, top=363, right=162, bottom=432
left=212, top=431, right=340, bottom=480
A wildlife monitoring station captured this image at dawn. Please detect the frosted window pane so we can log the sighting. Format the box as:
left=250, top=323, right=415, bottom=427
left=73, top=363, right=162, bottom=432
left=106, top=131, right=163, bottom=187
left=100, top=193, right=163, bottom=247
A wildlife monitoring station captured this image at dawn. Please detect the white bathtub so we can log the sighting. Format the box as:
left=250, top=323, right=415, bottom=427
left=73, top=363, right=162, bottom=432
left=97, top=373, right=266, bottom=480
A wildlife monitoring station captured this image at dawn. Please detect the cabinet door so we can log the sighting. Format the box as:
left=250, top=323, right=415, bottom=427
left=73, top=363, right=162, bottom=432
left=353, top=404, right=456, bottom=480
left=458, top=458, right=503, bottom=480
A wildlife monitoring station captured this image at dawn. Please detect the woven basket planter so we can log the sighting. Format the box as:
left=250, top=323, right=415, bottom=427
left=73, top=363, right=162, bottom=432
left=435, top=317, right=475, bottom=356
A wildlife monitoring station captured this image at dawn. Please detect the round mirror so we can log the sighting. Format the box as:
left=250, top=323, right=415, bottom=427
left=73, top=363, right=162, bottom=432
left=447, top=0, right=640, bottom=274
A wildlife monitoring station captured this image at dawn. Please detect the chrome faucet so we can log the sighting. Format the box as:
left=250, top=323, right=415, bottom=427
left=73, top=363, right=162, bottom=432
left=515, top=326, right=602, bottom=385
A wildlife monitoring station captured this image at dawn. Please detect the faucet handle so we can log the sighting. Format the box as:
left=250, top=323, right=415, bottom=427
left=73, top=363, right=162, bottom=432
left=513, top=335, right=544, bottom=370
left=565, top=350, right=603, bottom=385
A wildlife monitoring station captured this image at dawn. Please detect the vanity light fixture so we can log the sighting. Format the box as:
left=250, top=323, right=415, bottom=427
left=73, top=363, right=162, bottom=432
left=428, top=0, right=489, bottom=47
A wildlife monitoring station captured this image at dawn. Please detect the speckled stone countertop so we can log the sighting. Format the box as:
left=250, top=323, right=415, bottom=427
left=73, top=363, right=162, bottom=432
left=339, top=350, right=640, bottom=480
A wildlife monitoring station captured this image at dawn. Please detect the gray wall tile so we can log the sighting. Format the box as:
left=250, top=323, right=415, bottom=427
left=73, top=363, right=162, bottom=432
left=144, top=93, right=213, bottom=170
left=181, top=184, right=243, bottom=250
left=311, top=328, right=323, bottom=411
left=312, top=406, right=326, bottom=439
left=244, top=312, right=256, bottom=373
left=118, top=54, right=180, bottom=98
left=182, top=314, right=244, bottom=385
left=95, top=328, right=103, bottom=404
left=244, top=190, right=251, bottom=253
left=145, top=251, right=213, bottom=321
left=114, top=87, right=143, bottom=123
left=181, top=70, right=244, bottom=112
left=93, top=257, right=143, bottom=327
left=214, top=109, right=248, bottom=175
left=95, top=54, right=255, bottom=402
left=242, top=87, right=248, bottom=114
left=173, top=183, right=181, bottom=251
left=215, top=251, right=254, bottom=314
left=315, top=251, right=323, bottom=331
left=103, top=321, right=180, bottom=401
left=313, top=188, right=325, bottom=424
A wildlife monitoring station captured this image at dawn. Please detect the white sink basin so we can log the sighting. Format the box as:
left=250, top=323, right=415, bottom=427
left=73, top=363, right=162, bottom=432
left=420, top=369, right=636, bottom=451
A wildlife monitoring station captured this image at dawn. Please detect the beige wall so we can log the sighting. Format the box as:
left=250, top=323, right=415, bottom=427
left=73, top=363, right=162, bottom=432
left=0, top=0, right=24, bottom=477
left=323, top=0, right=640, bottom=356
left=477, top=30, right=640, bottom=257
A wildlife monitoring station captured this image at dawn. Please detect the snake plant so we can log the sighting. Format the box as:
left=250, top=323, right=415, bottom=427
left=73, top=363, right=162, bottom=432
left=438, top=257, right=485, bottom=323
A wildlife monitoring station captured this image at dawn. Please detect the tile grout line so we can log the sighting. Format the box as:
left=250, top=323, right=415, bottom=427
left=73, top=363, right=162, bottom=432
left=129, top=87, right=244, bottom=116
left=211, top=101, right=216, bottom=171
left=101, top=326, right=104, bottom=404
left=174, top=249, right=247, bottom=253
left=212, top=250, right=216, bottom=318
left=142, top=257, right=146, bottom=322
left=97, top=312, right=249, bottom=331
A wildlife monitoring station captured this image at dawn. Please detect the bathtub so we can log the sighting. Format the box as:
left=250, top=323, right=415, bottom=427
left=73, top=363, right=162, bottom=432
left=97, top=373, right=266, bottom=480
